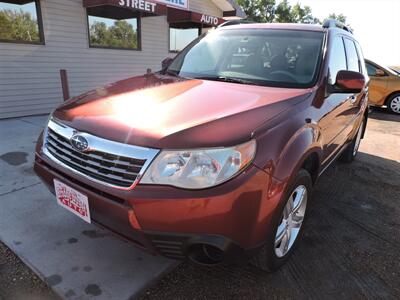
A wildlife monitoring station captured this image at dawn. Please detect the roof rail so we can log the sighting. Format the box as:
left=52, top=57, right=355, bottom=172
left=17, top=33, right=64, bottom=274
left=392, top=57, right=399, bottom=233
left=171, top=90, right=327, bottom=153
left=322, top=19, right=353, bottom=34
left=218, top=19, right=251, bottom=28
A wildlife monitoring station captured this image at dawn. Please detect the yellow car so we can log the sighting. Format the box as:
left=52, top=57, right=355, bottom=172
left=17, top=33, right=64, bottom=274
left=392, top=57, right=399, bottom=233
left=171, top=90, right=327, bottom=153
left=365, top=59, right=400, bottom=114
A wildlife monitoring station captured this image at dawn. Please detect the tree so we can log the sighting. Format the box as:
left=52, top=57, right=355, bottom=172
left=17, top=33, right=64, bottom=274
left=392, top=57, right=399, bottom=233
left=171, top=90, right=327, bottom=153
left=274, top=0, right=294, bottom=23
left=291, top=4, right=318, bottom=24
left=237, top=0, right=348, bottom=26
left=109, top=20, right=137, bottom=48
left=89, top=19, right=138, bottom=49
left=0, top=9, right=39, bottom=42
left=326, top=13, right=347, bottom=24
left=89, top=21, right=109, bottom=46
left=323, top=13, right=352, bottom=31
left=237, top=0, right=276, bottom=23
left=238, top=0, right=320, bottom=24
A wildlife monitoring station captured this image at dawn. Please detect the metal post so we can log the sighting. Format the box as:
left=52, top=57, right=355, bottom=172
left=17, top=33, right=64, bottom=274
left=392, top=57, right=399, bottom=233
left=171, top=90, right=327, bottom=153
left=60, top=69, right=70, bottom=101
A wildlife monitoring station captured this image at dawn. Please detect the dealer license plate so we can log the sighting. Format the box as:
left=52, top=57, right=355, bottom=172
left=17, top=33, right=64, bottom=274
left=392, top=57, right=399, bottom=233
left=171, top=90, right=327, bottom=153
left=54, top=179, right=91, bottom=223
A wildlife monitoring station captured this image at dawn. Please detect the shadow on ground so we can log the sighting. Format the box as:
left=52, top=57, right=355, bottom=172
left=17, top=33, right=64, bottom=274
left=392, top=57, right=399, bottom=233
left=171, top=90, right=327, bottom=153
left=369, top=106, right=400, bottom=122
left=141, top=153, right=400, bottom=300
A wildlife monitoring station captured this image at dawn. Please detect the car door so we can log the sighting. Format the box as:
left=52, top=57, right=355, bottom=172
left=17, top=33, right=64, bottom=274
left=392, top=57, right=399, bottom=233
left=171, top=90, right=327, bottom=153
left=319, top=35, right=353, bottom=165
left=365, top=62, right=389, bottom=105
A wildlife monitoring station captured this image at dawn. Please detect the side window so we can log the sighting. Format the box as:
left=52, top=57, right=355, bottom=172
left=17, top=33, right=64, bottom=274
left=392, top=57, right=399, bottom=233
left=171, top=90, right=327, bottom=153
left=169, top=26, right=200, bottom=52
left=354, top=41, right=367, bottom=75
left=344, top=38, right=360, bottom=72
left=87, top=9, right=140, bottom=50
left=366, top=63, right=377, bottom=77
left=328, top=36, right=347, bottom=84
left=0, top=0, right=44, bottom=44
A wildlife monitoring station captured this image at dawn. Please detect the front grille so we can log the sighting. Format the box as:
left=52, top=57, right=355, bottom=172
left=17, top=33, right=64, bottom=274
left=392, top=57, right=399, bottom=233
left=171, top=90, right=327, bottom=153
left=44, top=119, right=159, bottom=189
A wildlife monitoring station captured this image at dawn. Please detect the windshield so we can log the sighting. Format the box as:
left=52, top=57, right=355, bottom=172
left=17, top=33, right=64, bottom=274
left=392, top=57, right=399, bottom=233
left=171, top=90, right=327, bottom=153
left=166, top=29, right=324, bottom=88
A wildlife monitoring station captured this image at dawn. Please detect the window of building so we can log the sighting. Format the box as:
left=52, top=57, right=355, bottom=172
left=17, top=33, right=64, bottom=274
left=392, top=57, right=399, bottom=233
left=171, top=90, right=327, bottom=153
left=328, top=36, right=347, bottom=84
left=0, top=0, right=44, bottom=44
left=344, top=38, right=360, bottom=72
left=87, top=11, right=140, bottom=50
left=169, top=26, right=200, bottom=52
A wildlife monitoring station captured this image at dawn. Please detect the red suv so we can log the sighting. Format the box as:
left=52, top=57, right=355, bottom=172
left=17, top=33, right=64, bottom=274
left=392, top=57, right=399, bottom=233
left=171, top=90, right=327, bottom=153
left=34, top=20, right=368, bottom=271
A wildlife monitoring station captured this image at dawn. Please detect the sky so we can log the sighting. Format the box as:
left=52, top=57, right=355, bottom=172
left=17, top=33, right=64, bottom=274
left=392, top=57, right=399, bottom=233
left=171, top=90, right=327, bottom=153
left=288, top=0, right=400, bottom=67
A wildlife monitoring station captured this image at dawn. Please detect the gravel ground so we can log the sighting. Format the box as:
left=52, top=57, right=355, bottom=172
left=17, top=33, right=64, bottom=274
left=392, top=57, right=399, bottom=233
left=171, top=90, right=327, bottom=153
left=1, top=108, right=399, bottom=300
left=0, top=242, right=58, bottom=300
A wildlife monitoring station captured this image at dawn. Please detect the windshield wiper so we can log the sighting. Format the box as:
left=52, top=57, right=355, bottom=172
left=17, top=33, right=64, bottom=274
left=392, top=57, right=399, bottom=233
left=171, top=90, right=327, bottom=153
left=194, top=76, right=257, bottom=85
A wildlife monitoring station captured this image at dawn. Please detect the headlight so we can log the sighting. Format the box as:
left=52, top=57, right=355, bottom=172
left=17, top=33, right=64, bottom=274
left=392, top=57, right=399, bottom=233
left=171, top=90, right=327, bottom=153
left=140, top=140, right=256, bottom=189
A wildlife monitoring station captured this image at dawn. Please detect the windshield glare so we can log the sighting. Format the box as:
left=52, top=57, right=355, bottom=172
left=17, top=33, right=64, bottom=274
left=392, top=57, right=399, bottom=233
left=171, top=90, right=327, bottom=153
left=167, top=29, right=324, bottom=88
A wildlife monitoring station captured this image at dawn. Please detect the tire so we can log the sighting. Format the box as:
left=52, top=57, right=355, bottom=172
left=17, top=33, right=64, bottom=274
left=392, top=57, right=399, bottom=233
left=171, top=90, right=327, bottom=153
left=340, top=118, right=365, bottom=163
left=387, top=93, right=400, bottom=114
left=251, top=169, right=312, bottom=272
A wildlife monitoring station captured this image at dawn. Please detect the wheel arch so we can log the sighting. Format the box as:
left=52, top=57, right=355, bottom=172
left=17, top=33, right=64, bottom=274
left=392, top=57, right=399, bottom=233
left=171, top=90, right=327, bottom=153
left=271, top=124, right=323, bottom=186
left=301, top=152, right=320, bottom=185
left=251, top=124, right=322, bottom=255
left=385, top=91, right=400, bottom=106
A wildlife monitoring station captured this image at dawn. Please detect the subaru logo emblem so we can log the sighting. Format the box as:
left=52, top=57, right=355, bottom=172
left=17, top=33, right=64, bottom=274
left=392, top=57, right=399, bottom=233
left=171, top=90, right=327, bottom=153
left=70, top=134, right=89, bottom=152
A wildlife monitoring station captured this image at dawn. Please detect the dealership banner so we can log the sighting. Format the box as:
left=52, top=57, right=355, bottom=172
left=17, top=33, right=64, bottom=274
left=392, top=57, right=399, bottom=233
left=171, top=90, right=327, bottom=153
left=153, top=0, right=189, bottom=10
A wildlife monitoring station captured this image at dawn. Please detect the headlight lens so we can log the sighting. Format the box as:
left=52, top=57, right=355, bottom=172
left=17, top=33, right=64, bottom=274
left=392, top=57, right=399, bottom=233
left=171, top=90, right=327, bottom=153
left=140, top=140, right=256, bottom=189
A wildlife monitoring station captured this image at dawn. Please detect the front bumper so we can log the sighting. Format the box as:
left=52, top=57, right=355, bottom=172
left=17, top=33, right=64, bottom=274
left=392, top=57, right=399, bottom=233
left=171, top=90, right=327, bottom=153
left=34, top=141, right=284, bottom=262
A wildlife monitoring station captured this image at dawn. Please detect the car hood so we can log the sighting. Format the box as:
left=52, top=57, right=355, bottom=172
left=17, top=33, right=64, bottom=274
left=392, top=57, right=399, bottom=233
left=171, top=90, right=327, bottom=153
left=54, top=74, right=312, bottom=149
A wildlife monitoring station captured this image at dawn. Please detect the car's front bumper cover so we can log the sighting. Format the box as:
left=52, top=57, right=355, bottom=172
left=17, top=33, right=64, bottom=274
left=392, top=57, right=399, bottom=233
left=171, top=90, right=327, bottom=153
left=34, top=136, right=285, bottom=262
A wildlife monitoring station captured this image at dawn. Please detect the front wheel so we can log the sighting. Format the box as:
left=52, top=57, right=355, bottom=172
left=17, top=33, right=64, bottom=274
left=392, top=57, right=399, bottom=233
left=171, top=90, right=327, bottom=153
left=387, top=93, right=400, bottom=114
left=251, top=169, right=312, bottom=272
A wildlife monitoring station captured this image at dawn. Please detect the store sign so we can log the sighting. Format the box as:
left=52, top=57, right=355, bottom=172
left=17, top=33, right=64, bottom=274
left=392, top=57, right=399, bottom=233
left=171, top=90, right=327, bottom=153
left=191, top=12, right=225, bottom=26
left=118, top=0, right=158, bottom=13
left=153, top=0, right=189, bottom=10
left=200, top=14, right=220, bottom=26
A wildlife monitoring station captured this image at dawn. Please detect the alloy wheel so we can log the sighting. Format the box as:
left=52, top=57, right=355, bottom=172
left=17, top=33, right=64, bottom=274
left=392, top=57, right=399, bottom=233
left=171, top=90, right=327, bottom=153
left=274, top=185, right=308, bottom=258
left=390, top=96, right=400, bottom=114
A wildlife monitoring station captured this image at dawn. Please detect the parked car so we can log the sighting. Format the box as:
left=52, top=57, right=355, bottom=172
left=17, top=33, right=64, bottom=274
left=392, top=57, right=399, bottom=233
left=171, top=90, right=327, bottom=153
left=34, top=20, right=368, bottom=271
left=365, top=59, right=400, bottom=114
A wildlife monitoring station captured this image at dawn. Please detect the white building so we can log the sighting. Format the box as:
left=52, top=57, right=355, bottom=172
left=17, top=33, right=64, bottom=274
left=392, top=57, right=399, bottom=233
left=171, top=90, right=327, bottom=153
left=0, top=0, right=244, bottom=118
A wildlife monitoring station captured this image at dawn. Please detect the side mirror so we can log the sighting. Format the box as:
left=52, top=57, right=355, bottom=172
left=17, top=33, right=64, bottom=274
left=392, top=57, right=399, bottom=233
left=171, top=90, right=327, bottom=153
left=161, top=57, right=173, bottom=70
left=330, top=70, right=365, bottom=93
left=375, top=69, right=385, bottom=77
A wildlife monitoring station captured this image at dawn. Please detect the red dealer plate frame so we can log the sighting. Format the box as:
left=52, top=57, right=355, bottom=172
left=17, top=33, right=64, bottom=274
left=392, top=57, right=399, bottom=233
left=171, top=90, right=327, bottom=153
left=54, top=179, right=91, bottom=223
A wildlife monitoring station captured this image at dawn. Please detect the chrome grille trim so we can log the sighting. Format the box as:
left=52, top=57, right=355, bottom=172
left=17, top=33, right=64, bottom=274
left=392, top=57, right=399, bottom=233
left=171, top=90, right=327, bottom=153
left=43, top=118, right=160, bottom=190
left=46, top=138, right=141, bottom=176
